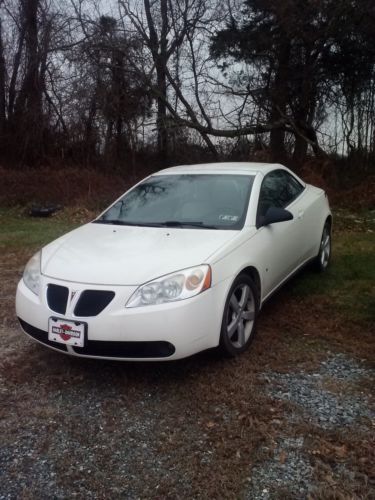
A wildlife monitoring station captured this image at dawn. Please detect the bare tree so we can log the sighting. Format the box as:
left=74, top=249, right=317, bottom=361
left=119, top=0, right=222, bottom=159
left=0, top=16, right=6, bottom=135
left=0, top=0, right=374, bottom=169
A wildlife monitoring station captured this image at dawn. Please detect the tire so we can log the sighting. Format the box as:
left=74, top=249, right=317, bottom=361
left=219, top=274, right=259, bottom=357
left=314, top=220, right=332, bottom=272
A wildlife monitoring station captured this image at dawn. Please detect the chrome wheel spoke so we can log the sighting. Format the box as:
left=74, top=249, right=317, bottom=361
left=230, top=294, right=240, bottom=313
left=237, top=321, right=245, bottom=347
left=239, top=285, right=250, bottom=309
left=227, top=317, right=239, bottom=338
left=320, top=227, right=331, bottom=267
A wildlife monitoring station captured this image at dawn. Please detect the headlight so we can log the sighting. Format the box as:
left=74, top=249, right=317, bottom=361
left=126, top=265, right=211, bottom=308
left=23, top=251, right=41, bottom=295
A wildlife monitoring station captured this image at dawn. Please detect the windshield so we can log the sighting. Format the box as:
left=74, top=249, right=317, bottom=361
left=95, top=174, right=255, bottom=230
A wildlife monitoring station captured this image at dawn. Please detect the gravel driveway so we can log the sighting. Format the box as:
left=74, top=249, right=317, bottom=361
left=1, top=317, right=374, bottom=499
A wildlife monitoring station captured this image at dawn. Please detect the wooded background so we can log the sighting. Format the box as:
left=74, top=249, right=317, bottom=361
left=0, top=0, right=374, bottom=175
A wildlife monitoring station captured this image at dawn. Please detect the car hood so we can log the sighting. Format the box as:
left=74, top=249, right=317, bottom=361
left=41, top=222, right=239, bottom=285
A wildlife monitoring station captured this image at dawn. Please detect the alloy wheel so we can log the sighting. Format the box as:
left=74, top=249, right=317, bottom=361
left=320, top=225, right=331, bottom=269
left=226, top=283, right=255, bottom=349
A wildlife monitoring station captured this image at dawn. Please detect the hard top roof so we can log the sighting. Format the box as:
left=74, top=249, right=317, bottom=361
left=156, top=162, right=285, bottom=175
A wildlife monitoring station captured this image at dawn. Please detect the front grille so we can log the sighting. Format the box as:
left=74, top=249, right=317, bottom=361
left=73, top=341, right=175, bottom=358
left=74, top=290, right=115, bottom=317
left=18, top=318, right=67, bottom=351
left=47, top=284, right=69, bottom=315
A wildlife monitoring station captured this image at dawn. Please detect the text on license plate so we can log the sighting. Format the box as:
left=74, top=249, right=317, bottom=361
left=48, top=318, right=85, bottom=347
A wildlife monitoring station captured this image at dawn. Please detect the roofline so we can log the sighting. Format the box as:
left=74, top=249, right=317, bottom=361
left=156, top=162, right=285, bottom=175
left=153, top=162, right=306, bottom=188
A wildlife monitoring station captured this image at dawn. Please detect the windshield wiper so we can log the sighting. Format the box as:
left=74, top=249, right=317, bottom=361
left=93, top=219, right=163, bottom=227
left=159, top=221, right=218, bottom=229
left=93, top=219, right=218, bottom=229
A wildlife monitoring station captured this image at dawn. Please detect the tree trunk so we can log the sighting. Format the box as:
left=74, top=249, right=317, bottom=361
left=292, top=135, right=308, bottom=165
left=144, top=0, right=169, bottom=160
left=269, top=39, right=290, bottom=163
left=8, top=27, right=25, bottom=118
left=116, top=116, right=123, bottom=160
left=15, top=0, right=42, bottom=117
left=269, top=112, right=286, bottom=162
left=0, top=18, right=6, bottom=135
left=14, top=0, right=44, bottom=163
left=156, top=62, right=168, bottom=160
left=84, top=95, right=97, bottom=166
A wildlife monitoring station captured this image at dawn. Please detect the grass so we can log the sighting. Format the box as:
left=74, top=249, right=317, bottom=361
left=0, top=207, right=86, bottom=252
left=287, top=211, right=375, bottom=324
left=0, top=205, right=374, bottom=498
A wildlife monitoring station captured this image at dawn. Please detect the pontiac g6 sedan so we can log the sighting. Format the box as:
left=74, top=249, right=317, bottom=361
left=16, top=162, right=332, bottom=360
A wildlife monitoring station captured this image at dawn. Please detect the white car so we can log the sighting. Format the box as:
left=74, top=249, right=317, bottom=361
left=16, top=162, right=332, bottom=360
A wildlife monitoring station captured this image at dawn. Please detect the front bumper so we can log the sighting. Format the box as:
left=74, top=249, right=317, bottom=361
left=16, top=276, right=228, bottom=361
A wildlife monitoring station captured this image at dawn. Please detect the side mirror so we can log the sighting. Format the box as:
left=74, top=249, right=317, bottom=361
left=259, top=206, right=293, bottom=228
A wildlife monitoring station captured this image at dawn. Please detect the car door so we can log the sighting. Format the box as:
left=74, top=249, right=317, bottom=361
left=255, top=169, right=306, bottom=297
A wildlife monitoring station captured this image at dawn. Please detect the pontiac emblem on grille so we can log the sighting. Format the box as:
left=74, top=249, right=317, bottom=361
left=70, top=290, right=78, bottom=302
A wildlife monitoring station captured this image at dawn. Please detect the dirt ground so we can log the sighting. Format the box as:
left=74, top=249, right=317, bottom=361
left=0, top=217, right=374, bottom=499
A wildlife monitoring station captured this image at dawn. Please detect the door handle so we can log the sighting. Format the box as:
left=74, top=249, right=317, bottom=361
left=297, top=210, right=304, bottom=219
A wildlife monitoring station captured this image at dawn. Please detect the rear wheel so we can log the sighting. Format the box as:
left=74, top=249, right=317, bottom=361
left=314, top=220, right=331, bottom=272
left=219, top=274, right=258, bottom=357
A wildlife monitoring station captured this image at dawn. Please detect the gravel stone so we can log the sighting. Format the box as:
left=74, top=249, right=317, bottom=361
left=264, top=355, right=374, bottom=429
left=1, top=326, right=374, bottom=499
left=247, top=436, right=314, bottom=499
left=244, top=354, right=374, bottom=499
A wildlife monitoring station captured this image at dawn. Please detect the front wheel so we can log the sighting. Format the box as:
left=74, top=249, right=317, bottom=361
left=219, top=274, right=259, bottom=357
left=314, top=220, right=332, bottom=272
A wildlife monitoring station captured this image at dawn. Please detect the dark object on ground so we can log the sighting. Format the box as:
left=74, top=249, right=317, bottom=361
left=29, top=204, right=63, bottom=217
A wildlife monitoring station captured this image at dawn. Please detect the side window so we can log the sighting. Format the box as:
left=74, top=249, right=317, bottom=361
left=258, top=171, right=284, bottom=217
left=258, top=170, right=304, bottom=217
left=282, top=171, right=304, bottom=202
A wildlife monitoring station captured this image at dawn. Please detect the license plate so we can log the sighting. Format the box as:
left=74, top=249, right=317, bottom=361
left=48, top=318, right=86, bottom=347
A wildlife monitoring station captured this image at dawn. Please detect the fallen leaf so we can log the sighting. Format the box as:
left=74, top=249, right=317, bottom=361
left=279, top=450, right=287, bottom=464
left=334, top=444, right=348, bottom=459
